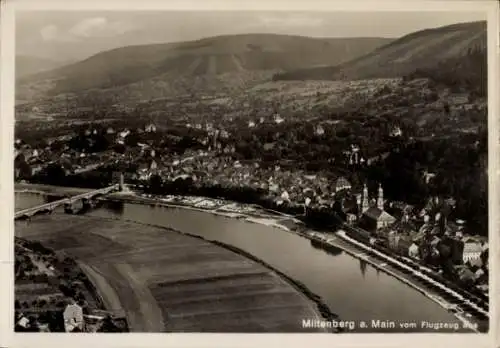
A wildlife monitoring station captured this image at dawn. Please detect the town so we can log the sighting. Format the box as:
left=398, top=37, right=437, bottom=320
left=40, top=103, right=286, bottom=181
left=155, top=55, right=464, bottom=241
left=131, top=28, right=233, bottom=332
left=14, top=78, right=489, bottom=310
left=11, top=12, right=491, bottom=336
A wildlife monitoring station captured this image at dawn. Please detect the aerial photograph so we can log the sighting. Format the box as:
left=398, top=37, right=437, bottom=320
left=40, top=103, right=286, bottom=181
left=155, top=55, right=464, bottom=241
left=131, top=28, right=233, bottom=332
left=12, top=9, right=489, bottom=334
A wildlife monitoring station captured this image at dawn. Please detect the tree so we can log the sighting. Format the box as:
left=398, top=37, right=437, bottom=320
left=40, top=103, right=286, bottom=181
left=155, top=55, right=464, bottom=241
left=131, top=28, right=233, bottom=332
left=148, top=174, right=163, bottom=194
left=43, top=163, right=66, bottom=185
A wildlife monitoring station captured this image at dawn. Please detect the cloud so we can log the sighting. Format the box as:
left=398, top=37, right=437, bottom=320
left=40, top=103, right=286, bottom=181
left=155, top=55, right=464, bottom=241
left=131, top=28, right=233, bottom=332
left=69, top=17, right=135, bottom=38
left=257, top=14, right=325, bottom=28
left=39, top=17, right=135, bottom=42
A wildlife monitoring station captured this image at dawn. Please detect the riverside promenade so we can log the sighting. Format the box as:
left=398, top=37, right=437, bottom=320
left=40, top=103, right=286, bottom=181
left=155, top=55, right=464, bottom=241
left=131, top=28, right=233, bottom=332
left=302, top=229, right=485, bottom=332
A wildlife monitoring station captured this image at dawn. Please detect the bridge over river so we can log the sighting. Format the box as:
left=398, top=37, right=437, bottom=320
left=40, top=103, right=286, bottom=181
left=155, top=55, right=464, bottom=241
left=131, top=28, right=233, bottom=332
left=15, top=184, right=120, bottom=219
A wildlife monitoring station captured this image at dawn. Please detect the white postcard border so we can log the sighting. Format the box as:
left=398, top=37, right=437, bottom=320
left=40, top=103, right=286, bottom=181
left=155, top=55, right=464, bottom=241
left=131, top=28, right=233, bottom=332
left=1, top=1, right=499, bottom=348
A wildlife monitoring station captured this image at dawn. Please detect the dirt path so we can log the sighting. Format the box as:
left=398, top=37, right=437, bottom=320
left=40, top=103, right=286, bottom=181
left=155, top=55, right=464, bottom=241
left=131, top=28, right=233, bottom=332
left=78, top=262, right=126, bottom=318
left=114, top=263, right=165, bottom=332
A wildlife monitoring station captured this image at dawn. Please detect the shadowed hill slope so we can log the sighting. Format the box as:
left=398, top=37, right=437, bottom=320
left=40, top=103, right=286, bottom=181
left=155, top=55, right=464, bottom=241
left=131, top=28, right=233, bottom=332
left=274, top=21, right=486, bottom=82
left=16, top=34, right=391, bottom=100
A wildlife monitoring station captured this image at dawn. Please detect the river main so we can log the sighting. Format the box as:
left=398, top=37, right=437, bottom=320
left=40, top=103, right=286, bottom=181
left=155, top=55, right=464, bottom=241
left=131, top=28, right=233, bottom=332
left=16, top=192, right=466, bottom=333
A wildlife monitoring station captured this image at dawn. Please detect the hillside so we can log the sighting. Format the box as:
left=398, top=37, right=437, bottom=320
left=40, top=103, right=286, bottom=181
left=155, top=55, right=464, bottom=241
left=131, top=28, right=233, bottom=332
left=274, top=21, right=486, bottom=83
left=16, top=55, right=69, bottom=79
left=16, top=34, right=391, bottom=101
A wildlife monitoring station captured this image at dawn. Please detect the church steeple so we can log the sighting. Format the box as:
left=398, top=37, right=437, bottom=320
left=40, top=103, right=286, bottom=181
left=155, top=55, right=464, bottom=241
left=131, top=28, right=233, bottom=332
left=377, top=183, right=384, bottom=211
left=362, top=183, right=369, bottom=214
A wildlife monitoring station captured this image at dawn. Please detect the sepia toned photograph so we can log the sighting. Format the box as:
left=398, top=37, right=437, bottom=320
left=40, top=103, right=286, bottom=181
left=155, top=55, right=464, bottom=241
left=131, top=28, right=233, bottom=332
left=2, top=0, right=498, bottom=345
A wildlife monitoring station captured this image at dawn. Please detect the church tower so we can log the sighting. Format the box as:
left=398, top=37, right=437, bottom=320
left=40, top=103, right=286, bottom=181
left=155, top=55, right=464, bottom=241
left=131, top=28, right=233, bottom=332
left=362, top=183, right=369, bottom=214
left=119, top=173, right=125, bottom=191
left=377, top=183, right=384, bottom=211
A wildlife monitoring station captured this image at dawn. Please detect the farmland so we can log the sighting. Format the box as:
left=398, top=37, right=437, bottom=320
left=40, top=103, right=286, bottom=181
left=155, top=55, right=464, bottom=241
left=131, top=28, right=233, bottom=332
left=15, top=214, right=328, bottom=332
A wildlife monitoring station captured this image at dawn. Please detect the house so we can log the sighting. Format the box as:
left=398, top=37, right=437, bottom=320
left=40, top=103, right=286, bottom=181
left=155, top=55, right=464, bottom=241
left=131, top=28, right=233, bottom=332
left=281, top=191, right=290, bottom=202
left=462, top=236, right=484, bottom=267
left=63, top=302, right=84, bottom=332
left=390, top=126, right=402, bottom=137
left=430, top=236, right=442, bottom=256
left=362, top=207, right=397, bottom=230
left=315, top=125, right=325, bottom=136
left=347, top=144, right=361, bottom=165
left=409, top=242, right=420, bottom=259
left=263, top=143, right=276, bottom=151
left=474, top=267, right=485, bottom=281
left=393, top=232, right=414, bottom=255
left=386, top=230, right=397, bottom=248
left=346, top=213, right=357, bottom=225
left=150, top=160, right=158, bottom=172
left=16, top=313, right=31, bottom=330
left=274, top=114, right=285, bottom=124
left=445, top=197, right=457, bottom=209
left=118, top=129, right=130, bottom=139
left=334, top=177, right=351, bottom=193
left=422, top=170, right=436, bottom=184
left=145, top=123, right=157, bottom=133
left=449, top=93, right=469, bottom=105
left=385, top=220, right=417, bottom=253
left=388, top=201, right=414, bottom=219
left=456, top=265, right=476, bottom=285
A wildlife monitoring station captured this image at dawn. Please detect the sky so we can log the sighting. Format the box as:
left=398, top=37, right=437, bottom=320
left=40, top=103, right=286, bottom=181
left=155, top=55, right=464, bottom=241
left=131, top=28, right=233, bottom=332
left=16, top=11, right=486, bottom=62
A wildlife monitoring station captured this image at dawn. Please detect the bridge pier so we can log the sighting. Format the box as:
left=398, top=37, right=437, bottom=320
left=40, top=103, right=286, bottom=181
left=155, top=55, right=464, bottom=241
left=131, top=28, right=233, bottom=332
left=82, top=198, right=91, bottom=210
left=64, top=202, right=74, bottom=214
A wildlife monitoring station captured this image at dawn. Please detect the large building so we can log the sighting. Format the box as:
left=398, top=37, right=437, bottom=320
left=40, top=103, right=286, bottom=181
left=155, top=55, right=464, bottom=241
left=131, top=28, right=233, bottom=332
left=334, top=177, right=352, bottom=193
left=359, top=183, right=396, bottom=231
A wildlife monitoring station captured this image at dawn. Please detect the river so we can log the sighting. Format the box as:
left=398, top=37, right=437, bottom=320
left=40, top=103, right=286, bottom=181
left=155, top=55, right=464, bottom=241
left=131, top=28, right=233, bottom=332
left=15, top=192, right=467, bottom=333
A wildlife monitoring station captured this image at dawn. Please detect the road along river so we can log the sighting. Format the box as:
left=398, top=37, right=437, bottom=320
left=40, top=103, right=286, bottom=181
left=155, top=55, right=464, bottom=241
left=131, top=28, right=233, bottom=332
left=15, top=191, right=475, bottom=333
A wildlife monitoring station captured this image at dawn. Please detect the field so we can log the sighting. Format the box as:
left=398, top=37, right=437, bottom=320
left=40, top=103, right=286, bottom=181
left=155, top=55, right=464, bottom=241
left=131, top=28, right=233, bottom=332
left=15, top=214, right=327, bottom=332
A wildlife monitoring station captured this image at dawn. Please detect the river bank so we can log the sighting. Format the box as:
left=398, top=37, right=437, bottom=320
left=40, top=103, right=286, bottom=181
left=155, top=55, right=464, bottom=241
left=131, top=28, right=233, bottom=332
left=15, top=213, right=334, bottom=333
left=15, top=186, right=485, bottom=332
left=100, top=191, right=486, bottom=332
left=85, top=213, right=342, bottom=331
